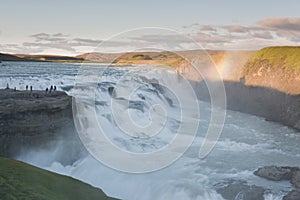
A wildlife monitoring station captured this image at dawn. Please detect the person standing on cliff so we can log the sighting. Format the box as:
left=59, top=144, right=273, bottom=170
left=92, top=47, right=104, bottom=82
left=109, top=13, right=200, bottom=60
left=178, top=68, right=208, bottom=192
left=30, top=86, right=32, bottom=92
left=6, top=83, right=9, bottom=89
left=26, top=85, right=28, bottom=90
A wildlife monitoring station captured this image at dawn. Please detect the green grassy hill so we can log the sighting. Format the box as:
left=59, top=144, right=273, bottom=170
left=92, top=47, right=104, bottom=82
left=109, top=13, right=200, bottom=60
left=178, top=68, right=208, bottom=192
left=0, top=157, right=117, bottom=200
left=241, top=46, right=300, bottom=94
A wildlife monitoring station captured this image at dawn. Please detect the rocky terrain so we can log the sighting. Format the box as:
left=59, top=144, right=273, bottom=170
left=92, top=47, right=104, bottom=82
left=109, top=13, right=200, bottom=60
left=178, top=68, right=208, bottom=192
left=213, top=166, right=300, bottom=199
left=194, top=80, right=300, bottom=131
left=0, top=89, right=86, bottom=165
left=254, top=166, right=300, bottom=200
left=1, top=46, right=300, bottom=199
left=0, top=89, right=121, bottom=199
left=215, top=180, right=265, bottom=200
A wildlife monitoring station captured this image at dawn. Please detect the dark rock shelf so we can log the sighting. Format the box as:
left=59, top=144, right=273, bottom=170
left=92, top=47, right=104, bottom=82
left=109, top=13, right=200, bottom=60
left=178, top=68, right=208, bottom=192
left=0, top=89, right=86, bottom=165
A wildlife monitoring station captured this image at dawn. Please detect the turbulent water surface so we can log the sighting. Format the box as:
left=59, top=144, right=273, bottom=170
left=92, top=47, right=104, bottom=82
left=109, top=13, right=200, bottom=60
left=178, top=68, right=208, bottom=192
left=1, top=61, right=300, bottom=200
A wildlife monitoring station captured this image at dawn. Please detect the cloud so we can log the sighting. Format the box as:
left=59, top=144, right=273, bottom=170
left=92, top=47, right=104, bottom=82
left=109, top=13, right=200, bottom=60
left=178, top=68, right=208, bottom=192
left=73, top=38, right=103, bottom=45
left=258, top=17, right=300, bottom=31
left=53, top=33, right=69, bottom=37
left=200, top=25, right=216, bottom=32
left=128, top=31, right=242, bottom=51
left=182, top=23, right=199, bottom=29
left=180, top=17, right=300, bottom=49
left=191, top=32, right=232, bottom=44
left=30, top=33, right=68, bottom=42
left=2, top=17, right=300, bottom=55
left=2, top=33, right=133, bottom=55
left=250, top=31, right=273, bottom=39
left=131, top=34, right=193, bottom=44
left=23, top=42, right=76, bottom=52
left=221, top=25, right=250, bottom=33
left=31, top=33, right=50, bottom=38
left=0, top=43, right=44, bottom=54
left=256, top=17, right=300, bottom=42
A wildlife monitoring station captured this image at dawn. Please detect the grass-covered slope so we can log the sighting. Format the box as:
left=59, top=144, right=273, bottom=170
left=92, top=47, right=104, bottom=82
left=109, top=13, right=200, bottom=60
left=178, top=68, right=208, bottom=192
left=0, top=157, right=117, bottom=200
left=242, top=46, right=300, bottom=94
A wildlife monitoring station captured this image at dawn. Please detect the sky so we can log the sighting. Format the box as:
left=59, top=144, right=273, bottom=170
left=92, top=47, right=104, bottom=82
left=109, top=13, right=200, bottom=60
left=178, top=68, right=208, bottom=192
left=1, top=0, right=300, bottom=55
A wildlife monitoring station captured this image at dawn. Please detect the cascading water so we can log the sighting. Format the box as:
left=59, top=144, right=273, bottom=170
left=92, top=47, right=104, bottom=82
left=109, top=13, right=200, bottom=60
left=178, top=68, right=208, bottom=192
left=1, top=61, right=300, bottom=200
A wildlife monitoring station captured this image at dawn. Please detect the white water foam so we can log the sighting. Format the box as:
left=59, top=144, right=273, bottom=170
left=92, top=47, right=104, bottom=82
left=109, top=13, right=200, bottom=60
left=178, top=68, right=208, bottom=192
left=2, top=62, right=299, bottom=199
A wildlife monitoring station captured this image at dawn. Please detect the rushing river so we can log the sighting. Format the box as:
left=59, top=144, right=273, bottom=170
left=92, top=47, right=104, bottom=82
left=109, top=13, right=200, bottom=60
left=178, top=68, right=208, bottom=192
left=1, top=61, right=300, bottom=200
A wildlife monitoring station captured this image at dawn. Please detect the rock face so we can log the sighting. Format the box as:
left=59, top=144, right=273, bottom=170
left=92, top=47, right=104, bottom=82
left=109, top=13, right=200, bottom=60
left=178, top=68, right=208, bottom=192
left=254, top=166, right=300, bottom=199
left=241, top=47, right=300, bottom=95
left=292, top=171, right=300, bottom=189
left=216, top=180, right=265, bottom=200
left=0, top=89, right=86, bottom=165
left=254, top=166, right=300, bottom=188
left=254, top=166, right=299, bottom=181
left=194, top=80, right=300, bottom=131
left=283, top=190, right=300, bottom=200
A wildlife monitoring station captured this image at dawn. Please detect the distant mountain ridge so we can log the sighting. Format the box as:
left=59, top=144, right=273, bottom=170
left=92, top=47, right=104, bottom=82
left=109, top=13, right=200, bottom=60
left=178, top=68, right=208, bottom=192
left=0, top=53, right=84, bottom=62
left=0, top=53, right=27, bottom=61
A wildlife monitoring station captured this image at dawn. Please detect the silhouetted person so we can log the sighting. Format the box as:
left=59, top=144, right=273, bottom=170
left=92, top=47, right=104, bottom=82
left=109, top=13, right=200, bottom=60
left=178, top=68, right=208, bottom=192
left=6, top=83, right=9, bottom=89
left=30, top=86, right=32, bottom=92
left=46, top=88, right=48, bottom=93
left=26, top=85, right=28, bottom=90
left=54, top=86, right=57, bottom=91
left=14, top=87, right=16, bottom=91
left=108, top=86, right=115, bottom=97
left=50, top=85, right=53, bottom=91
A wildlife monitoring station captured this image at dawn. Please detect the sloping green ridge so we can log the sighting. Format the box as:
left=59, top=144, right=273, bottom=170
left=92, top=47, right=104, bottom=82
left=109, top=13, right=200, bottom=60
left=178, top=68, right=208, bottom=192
left=247, top=46, right=300, bottom=70
left=0, top=157, right=117, bottom=200
left=241, top=46, right=300, bottom=94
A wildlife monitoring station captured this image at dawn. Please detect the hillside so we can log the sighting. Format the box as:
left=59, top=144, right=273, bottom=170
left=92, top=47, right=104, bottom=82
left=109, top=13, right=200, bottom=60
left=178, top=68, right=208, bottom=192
left=0, top=53, right=27, bottom=61
left=16, top=54, right=84, bottom=62
left=242, top=46, right=300, bottom=94
left=77, top=50, right=255, bottom=81
left=174, top=50, right=255, bottom=81
left=0, top=157, right=117, bottom=200
left=76, top=52, right=122, bottom=63
left=2, top=47, right=300, bottom=94
left=0, top=53, right=84, bottom=62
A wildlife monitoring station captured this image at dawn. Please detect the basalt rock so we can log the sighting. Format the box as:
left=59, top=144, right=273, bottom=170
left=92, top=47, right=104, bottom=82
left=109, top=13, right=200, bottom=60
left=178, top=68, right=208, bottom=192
left=0, top=89, right=87, bottom=165
left=291, top=170, right=300, bottom=189
left=283, top=190, right=300, bottom=200
left=254, top=166, right=300, bottom=200
left=215, top=180, right=265, bottom=200
left=254, top=166, right=299, bottom=181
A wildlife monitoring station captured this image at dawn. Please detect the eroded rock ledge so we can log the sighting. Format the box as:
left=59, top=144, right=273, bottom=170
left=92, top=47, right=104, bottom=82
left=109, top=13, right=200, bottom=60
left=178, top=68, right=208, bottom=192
left=0, top=89, right=86, bottom=165
left=254, top=166, right=300, bottom=200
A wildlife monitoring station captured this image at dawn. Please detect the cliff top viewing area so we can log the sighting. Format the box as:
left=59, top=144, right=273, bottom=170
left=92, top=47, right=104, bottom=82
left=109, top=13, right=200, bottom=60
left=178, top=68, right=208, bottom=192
left=0, top=89, right=71, bottom=115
